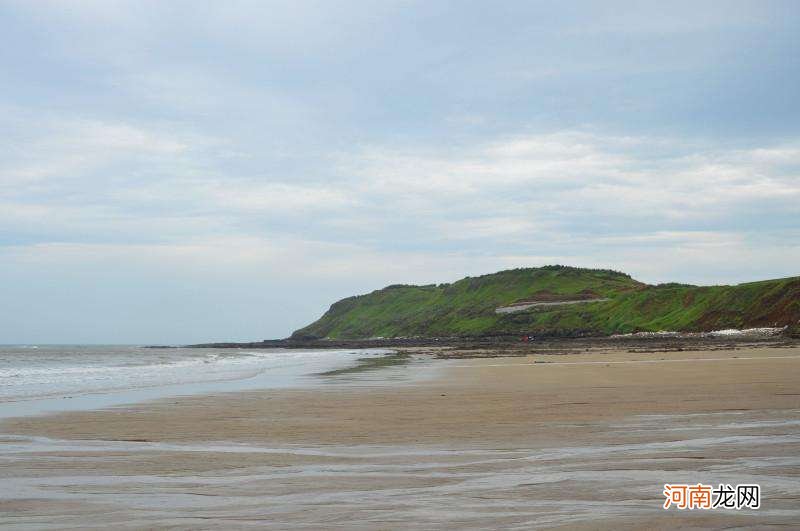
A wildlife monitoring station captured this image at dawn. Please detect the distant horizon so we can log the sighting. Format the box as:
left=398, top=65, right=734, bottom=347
left=4, top=264, right=798, bottom=345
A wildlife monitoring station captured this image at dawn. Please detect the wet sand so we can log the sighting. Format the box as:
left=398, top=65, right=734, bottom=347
left=2, top=345, right=799, bottom=529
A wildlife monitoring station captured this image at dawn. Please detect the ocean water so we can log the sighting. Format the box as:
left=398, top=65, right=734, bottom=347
left=0, top=344, right=394, bottom=418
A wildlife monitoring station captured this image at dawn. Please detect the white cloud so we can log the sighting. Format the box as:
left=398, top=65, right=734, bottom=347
left=0, top=114, right=198, bottom=189
left=3, top=121, right=798, bottom=263
left=339, top=132, right=800, bottom=236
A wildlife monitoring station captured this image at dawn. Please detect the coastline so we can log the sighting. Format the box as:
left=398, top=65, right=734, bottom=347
left=2, top=343, right=799, bottom=528
left=185, top=332, right=799, bottom=352
left=0, top=347, right=408, bottom=420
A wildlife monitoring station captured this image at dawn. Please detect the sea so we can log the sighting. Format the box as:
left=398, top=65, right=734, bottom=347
left=0, top=344, right=395, bottom=419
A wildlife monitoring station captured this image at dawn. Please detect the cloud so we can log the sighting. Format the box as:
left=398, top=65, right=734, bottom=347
left=3, top=115, right=798, bottom=257
left=1, top=1, right=798, bottom=341
left=338, top=132, right=800, bottom=242
left=0, top=113, right=196, bottom=188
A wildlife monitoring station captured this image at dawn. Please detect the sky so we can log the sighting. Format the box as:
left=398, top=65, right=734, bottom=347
left=1, top=0, right=799, bottom=344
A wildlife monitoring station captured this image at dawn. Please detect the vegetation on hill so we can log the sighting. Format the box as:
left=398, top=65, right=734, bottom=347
left=291, top=266, right=800, bottom=339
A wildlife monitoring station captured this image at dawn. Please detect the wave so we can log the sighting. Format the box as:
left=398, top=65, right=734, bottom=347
left=0, top=347, right=384, bottom=403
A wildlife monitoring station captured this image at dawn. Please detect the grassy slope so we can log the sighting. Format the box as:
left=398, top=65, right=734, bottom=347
left=291, top=266, right=800, bottom=339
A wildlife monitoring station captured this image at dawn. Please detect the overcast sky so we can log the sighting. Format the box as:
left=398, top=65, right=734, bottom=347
left=1, top=0, right=799, bottom=343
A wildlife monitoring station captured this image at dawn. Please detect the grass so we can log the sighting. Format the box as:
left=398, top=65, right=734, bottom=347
left=291, top=266, right=800, bottom=339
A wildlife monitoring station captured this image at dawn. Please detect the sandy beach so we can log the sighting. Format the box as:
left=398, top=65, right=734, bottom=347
left=2, top=344, right=799, bottom=529
left=4, top=1, right=799, bottom=529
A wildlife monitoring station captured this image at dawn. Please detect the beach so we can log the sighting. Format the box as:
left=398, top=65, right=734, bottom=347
left=2, top=343, right=799, bottom=529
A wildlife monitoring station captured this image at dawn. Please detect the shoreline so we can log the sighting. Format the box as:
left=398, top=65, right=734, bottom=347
left=185, top=333, right=800, bottom=355
left=0, top=347, right=413, bottom=421
left=2, top=343, right=799, bottom=528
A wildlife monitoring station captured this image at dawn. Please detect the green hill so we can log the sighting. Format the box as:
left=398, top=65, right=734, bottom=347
left=291, top=266, right=800, bottom=339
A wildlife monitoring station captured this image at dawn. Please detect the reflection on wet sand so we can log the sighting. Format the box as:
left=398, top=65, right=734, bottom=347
left=2, top=346, right=799, bottom=529
left=3, top=411, right=799, bottom=529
